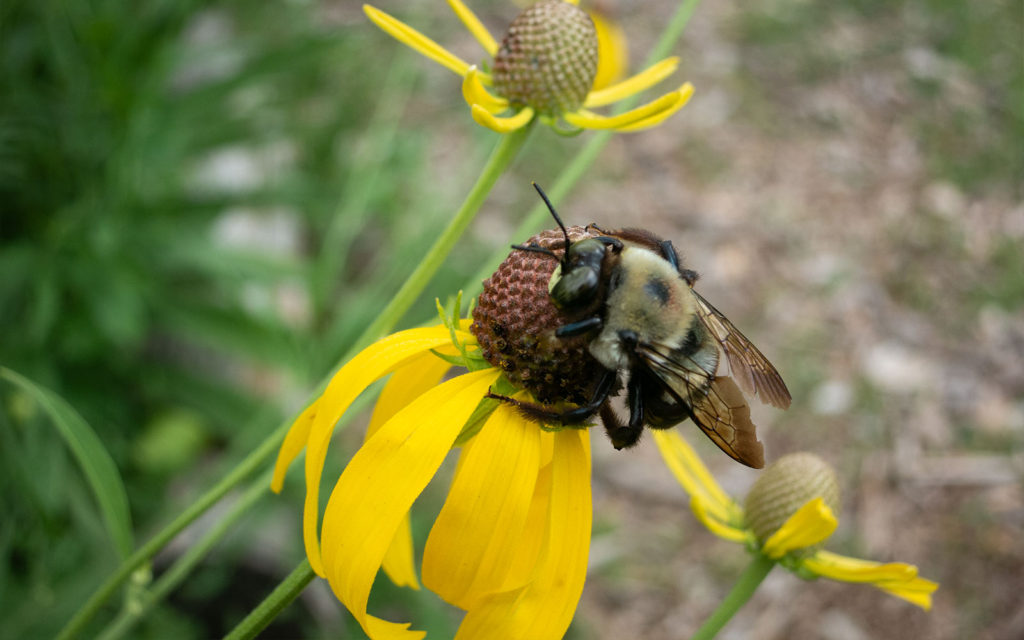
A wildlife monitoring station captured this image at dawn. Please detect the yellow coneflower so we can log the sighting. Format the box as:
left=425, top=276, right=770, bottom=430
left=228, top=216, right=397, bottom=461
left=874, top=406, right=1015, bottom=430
left=364, top=0, right=693, bottom=134
left=654, top=433, right=940, bottom=610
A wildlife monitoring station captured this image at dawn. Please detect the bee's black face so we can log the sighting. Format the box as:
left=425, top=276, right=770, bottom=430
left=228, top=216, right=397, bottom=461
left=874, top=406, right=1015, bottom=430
left=550, top=238, right=608, bottom=310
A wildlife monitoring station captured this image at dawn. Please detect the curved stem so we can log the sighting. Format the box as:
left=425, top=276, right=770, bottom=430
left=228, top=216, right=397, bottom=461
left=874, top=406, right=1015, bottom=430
left=95, top=470, right=274, bottom=640
left=350, top=120, right=533, bottom=352
left=222, top=560, right=316, bottom=640
left=690, top=554, right=775, bottom=640
left=55, top=429, right=287, bottom=640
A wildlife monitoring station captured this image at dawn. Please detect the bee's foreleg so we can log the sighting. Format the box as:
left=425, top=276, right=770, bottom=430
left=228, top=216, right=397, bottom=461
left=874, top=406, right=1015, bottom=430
left=555, top=316, right=603, bottom=338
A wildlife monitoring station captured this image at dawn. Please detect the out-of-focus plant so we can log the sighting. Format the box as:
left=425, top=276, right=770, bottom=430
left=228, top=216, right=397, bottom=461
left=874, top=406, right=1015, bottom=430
left=0, top=0, right=454, bottom=637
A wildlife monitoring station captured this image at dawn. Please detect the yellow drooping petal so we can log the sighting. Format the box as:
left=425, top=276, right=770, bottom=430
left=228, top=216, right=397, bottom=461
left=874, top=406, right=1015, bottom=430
left=319, top=368, right=501, bottom=640
left=455, top=428, right=591, bottom=640
left=615, top=83, right=694, bottom=132
left=302, top=326, right=471, bottom=577
left=875, top=577, right=940, bottom=611
left=365, top=352, right=452, bottom=440
left=652, top=430, right=739, bottom=524
left=690, top=496, right=749, bottom=544
left=584, top=57, right=679, bottom=107
left=590, top=11, right=628, bottom=92
left=447, top=0, right=498, bottom=57
left=471, top=104, right=535, bottom=133
left=422, top=405, right=542, bottom=609
left=497, top=442, right=554, bottom=591
left=366, top=351, right=453, bottom=590
left=564, top=87, right=683, bottom=130
left=761, top=498, right=838, bottom=559
left=803, top=550, right=938, bottom=610
left=462, top=66, right=509, bottom=114
left=271, top=401, right=318, bottom=493
left=364, top=5, right=471, bottom=77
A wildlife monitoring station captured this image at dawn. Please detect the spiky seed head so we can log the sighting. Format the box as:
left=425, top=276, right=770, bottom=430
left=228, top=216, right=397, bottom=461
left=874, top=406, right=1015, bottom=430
left=472, top=226, right=602, bottom=405
left=744, top=452, right=842, bottom=553
left=492, top=0, right=599, bottom=117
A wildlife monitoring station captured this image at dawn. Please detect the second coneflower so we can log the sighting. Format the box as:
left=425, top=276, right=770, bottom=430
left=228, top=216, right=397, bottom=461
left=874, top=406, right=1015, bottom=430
left=364, top=0, right=693, bottom=133
left=653, top=433, right=940, bottom=613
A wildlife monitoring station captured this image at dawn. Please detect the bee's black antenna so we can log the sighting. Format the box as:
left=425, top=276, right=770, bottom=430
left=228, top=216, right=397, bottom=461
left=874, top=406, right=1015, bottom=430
left=532, top=181, right=572, bottom=268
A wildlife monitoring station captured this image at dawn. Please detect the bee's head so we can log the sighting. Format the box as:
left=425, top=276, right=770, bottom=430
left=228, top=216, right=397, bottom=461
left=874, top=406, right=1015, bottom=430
left=549, top=237, right=609, bottom=310
left=518, top=182, right=623, bottom=312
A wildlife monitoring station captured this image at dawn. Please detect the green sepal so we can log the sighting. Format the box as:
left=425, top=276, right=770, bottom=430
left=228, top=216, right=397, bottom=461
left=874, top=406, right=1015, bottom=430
left=433, top=292, right=489, bottom=371
left=453, top=375, right=518, bottom=446
left=545, top=116, right=584, bottom=137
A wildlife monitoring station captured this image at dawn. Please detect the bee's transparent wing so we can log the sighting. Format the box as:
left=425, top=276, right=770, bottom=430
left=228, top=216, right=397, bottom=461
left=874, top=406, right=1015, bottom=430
left=692, top=291, right=792, bottom=410
left=640, top=344, right=765, bottom=469
left=695, top=376, right=765, bottom=469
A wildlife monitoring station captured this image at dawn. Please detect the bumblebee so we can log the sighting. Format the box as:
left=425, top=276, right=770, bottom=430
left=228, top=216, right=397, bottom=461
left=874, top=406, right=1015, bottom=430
left=488, top=184, right=790, bottom=468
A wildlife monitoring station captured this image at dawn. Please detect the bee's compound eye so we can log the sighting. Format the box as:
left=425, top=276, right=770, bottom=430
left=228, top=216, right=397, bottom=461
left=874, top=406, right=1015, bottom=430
left=550, top=264, right=600, bottom=310
left=567, top=238, right=607, bottom=265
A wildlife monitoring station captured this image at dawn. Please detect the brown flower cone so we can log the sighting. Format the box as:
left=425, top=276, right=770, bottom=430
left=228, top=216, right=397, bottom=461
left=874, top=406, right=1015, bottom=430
left=472, top=226, right=603, bottom=405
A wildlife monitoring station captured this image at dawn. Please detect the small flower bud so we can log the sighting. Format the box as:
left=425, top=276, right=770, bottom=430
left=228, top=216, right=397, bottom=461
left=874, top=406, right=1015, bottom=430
left=744, top=452, right=841, bottom=551
left=492, top=0, right=599, bottom=116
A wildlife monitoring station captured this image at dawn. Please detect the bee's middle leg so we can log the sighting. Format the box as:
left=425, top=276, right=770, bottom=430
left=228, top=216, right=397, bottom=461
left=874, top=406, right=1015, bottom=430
left=486, top=369, right=617, bottom=425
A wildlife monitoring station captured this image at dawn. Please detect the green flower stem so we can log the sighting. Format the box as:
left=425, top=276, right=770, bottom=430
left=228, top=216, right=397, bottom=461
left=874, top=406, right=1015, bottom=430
left=465, top=0, right=702, bottom=298
left=95, top=469, right=274, bottom=640
left=55, top=388, right=376, bottom=640
left=222, top=560, right=316, bottom=640
left=351, top=120, right=534, bottom=353
left=57, top=124, right=532, bottom=640
left=648, top=0, right=703, bottom=69
left=55, top=428, right=288, bottom=640
left=690, top=554, right=775, bottom=640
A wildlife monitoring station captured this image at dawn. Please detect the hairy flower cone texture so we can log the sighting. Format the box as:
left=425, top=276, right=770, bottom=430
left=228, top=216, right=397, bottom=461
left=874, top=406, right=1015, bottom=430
left=492, top=0, right=599, bottom=116
left=744, top=452, right=841, bottom=553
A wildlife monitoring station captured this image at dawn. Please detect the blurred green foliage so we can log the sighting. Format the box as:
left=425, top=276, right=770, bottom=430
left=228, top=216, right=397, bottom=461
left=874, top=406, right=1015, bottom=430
left=0, top=0, right=483, bottom=637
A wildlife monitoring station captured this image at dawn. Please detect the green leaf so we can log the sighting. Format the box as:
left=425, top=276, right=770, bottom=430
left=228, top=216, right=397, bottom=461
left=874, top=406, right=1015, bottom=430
left=1, top=367, right=134, bottom=558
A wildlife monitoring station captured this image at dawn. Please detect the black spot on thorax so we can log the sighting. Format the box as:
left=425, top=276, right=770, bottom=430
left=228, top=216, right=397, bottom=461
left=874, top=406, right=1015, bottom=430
left=644, top=277, right=671, bottom=306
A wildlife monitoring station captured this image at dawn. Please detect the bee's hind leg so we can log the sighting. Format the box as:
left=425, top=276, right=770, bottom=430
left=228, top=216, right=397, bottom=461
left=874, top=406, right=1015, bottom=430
left=599, top=403, right=643, bottom=450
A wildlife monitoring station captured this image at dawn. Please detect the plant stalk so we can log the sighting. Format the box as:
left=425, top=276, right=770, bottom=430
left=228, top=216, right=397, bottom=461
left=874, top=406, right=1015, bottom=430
left=690, top=554, right=775, bottom=640
left=222, top=560, right=316, bottom=640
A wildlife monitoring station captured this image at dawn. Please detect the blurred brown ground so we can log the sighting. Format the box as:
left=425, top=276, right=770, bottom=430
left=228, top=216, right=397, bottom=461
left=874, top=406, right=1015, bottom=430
left=521, top=1, right=1023, bottom=638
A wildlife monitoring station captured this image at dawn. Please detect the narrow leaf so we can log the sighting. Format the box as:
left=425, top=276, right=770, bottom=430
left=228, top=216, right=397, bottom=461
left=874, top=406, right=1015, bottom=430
left=1, top=367, right=134, bottom=558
